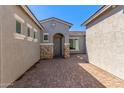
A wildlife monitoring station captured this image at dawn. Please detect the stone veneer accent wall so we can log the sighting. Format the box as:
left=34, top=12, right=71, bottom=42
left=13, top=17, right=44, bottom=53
left=40, top=43, right=53, bottom=59
left=40, top=43, right=70, bottom=59
left=64, top=43, right=70, bottom=58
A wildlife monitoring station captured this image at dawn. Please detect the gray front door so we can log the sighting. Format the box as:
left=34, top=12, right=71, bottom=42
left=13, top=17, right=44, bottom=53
left=54, top=37, right=62, bottom=57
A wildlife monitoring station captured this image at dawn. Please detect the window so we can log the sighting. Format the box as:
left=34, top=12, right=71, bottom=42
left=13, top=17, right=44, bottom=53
left=14, top=14, right=24, bottom=34
left=27, top=27, right=30, bottom=37
left=69, top=38, right=79, bottom=51
left=43, top=33, right=49, bottom=42
left=27, top=23, right=32, bottom=37
left=44, top=35, right=48, bottom=40
left=34, top=31, right=36, bottom=39
left=16, top=20, right=21, bottom=33
left=34, top=28, right=37, bottom=39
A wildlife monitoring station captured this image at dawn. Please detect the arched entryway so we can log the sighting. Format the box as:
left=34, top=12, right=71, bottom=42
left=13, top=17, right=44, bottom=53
left=53, top=33, right=64, bottom=57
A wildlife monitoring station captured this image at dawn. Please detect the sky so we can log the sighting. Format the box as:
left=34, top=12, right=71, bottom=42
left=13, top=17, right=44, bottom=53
left=28, top=5, right=102, bottom=31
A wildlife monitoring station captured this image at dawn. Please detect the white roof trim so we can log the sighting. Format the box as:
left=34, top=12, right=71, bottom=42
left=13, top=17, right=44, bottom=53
left=27, top=23, right=32, bottom=29
left=40, top=43, right=54, bottom=45
left=20, top=5, right=44, bottom=31
left=43, top=33, right=49, bottom=35
left=82, top=5, right=112, bottom=26
left=34, top=28, right=37, bottom=32
left=14, top=14, right=25, bottom=23
left=69, top=37, right=80, bottom=39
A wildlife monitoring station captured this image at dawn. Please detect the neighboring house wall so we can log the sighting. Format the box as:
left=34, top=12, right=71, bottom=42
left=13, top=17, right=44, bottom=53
left=0, top=5, right=42, bottom=87
left=0, top=8, right=2, bottom=87
left=0, top=28, right=1, bottom=88
left=86, top=6, right=124, bottom=80
left=69, top=31, right=86, bottom=54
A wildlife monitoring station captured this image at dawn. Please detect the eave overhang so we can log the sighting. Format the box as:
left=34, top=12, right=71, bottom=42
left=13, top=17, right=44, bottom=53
left=20, top=5, right=45, bottom=31
left=81, top=5, right=115, bottom=26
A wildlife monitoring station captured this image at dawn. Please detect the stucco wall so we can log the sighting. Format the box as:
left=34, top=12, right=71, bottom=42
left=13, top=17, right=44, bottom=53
left=0, top=5, right=42, bottom=87
left=0, top=42, right=1, bottom=87
left=41, top=20, right=70, bottom=43
left=86, top=6, right=124, bottom=80
left=0, top=28, right=1, bottom=88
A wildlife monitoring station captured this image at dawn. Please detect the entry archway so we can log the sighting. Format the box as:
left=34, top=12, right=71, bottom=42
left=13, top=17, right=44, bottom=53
left=53, top=33, right=65, bottom=57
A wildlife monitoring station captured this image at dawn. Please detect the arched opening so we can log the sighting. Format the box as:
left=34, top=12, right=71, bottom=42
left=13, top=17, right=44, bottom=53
left=53, top=33, right=65, bottom=57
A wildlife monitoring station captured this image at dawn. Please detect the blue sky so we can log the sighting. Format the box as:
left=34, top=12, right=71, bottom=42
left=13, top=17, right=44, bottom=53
left=28, top=5, right=102, bottom=31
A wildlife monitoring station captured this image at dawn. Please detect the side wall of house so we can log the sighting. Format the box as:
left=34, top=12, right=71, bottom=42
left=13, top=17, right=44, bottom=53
left=0, top=7, right=2, bottom=87
left=0, top=6, right=42, bottom=87
left=86, top=6, right=124, bottom=80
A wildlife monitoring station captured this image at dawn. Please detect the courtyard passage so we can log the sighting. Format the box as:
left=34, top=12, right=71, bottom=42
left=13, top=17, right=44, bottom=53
left=9, top=54, right=124, bottom=88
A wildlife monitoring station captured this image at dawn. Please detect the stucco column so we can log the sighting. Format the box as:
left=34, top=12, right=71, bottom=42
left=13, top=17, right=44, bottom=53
left=64, top=43, right=70, bottom=58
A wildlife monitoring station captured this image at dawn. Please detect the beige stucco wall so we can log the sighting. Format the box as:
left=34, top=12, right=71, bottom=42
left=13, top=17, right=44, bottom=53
left=0, top=45, right=1, bottom=87
left=0, top=29, right=1, bottom=88
left=0, top=5, right=42, bottom=87
left=86, top=6, right=124, bottom=80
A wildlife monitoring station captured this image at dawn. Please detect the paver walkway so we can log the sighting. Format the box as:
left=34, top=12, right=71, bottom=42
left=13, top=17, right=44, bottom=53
left=9, top=54, right=124, bottom=88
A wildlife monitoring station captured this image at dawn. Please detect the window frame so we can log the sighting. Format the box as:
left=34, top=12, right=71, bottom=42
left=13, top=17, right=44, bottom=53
left=14, top=14, right=24, bottom=34
left=27, top=23, right=32, bottom=37
left=34, top=28, right=37, bottom=39
left=34, top=31, right=36, bottom=39
left=69, top=37, right=80, bottom=51
left=14, top=14, right=26, bottom=40
left=43, top=33, right=49, bottom=42
left=16, top=20, right=22, bottom=34
left=27, top=27, right=31, bottom=37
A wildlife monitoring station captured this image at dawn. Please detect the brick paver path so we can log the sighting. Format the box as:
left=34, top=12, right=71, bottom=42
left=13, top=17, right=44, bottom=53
left=9, top=54, right=124, bottom=88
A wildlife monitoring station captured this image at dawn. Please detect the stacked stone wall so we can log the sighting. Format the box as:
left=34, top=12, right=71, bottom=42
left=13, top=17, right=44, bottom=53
left=64, top=44, right=70, bottom=58
left=40, top=44, right=53, bottom=59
